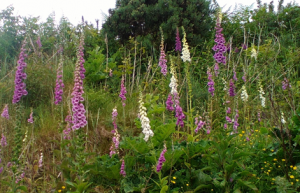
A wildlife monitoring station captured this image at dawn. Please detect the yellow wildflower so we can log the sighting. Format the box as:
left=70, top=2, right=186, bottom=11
left=62, top=186, right=65, bottom=189
left=282, top=159, right=286, bottom=162
left=242, top=131, right=245, bottom=134
left=290, top=165, right=293, bottom=168
left=173, top=177, right=176, bottom=180
left=58, top=190, right=62, bottom=193
left=186, top=184, right=189, bottom=186
left=291, top=182, right=294, bottom=185
left=290, top=175, right=295, bottom=179
left=296, top=179, right=299, bottom=182
left=272, top=178, right=275, bottom=181
left=293, top=166, right=297, bottom=170
left=263, top=148, right=266, bottom=151
left=273, top=158, right=277, bottom=161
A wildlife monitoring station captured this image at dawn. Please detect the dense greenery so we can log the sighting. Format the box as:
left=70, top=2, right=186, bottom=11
left=0, top=1, right=300, bottom=193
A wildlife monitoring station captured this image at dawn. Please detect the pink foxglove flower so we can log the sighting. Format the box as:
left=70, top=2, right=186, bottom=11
left=71, top=33, right=87, bottom=130
left=166, top=94, right=174, bottom=111
left=233, top=109, right=239, bottom=131
left=156, top=145, right=167, bottom=172
left=119, top=77, right=127, bottom=106
left=207, top=69, right=215, bottom=96
left=36, top=36, right=42, bottom=48
left=175, top=27, right=181, bottom=52
left=229, top=79, right=235, bottom=97
left=282, top=78, right=291, bottom=90
left=109, top=69, right=113, bottom=77
left=1, top=134, right=7, bottom=147
left=120, top=159, right=126, bottom=177
left=159, top=29, right=167, bottom=76
left=174, top=93, right=185, bottom=128
left=214, top=63, right=219, bottom=77
left=54, top=56, right=64, bottom=105
left=28, top=110, right=34, bottom=123
left=12, top=40, right=28, bottom=104
left=233, top=68, right=237, bottom=81
left=195, top=116, right=205, bottom=133
left=212, top=11, right=226, bottom=65
left=1, top=104, right=9, bottom=119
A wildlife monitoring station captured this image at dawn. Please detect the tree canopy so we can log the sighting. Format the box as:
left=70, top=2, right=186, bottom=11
left=102, top=0, right=216, bottom=51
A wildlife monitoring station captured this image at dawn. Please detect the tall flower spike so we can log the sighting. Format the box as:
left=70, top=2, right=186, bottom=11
left=36, top=36, right=42, bottom=48
left=212, top=8, right=226, bottom=65
left=169, top=58, right=178, bottom=95
left=159, top=27, right=167, bottom=76
left=12, top=39, right=28, bottom=104
left=251, top=44, right=257, bottom=60
left=139, top=91, right=154, bottom=141
left=233, top=109, right=239, bottom=131
left=229, top=79, right=235, bottom=97
left=1, top=104, right=9, bottom=119
left=38, top=152, right=43, bottom=168
left=110, top=107, right=120, bottom=157
left=175, top=27, right=181, bottom=52
left=119, top=76, right=127, bottom=106
left=174, top=93, right=185, bottom=128
left=166, top=94, right=174, bottom=111
left=71, top=33, right=87, bottom=130
left=181, top=27, right=191, bottom=62
left=54, top=54, right=64, bottom=105
left=1, top=133, right=7, bottom=147
left=156, top=144, right=167, bottom=172
left=120, top=159, right=126, bottom=177
left=207, top=69, right=215, bottom=96
left=258, top=82, right=266, bottom=108
left=282, top=78, right=291, bottom=90
left=214, top=63, right=219, bottom=77
left=241, top=85, right=248, bottom=102
left=195, top=116, right=205, bottom=133
left=28, top=109, right=34, bottom=123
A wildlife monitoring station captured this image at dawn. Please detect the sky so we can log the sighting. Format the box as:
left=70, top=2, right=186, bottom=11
left=0, top=0, right=295, bottom=26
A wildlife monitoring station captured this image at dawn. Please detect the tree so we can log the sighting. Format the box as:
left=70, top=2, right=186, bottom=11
left=102, top=0, right=216, bottom=51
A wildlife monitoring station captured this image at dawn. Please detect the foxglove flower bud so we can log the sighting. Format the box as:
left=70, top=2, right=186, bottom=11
left=175, top=27, right=181, bottom=52
left=1, top=133, right=7, bottom=147
left=28, top=109, right=34, bottom=123
left=229, top=79, right=235, bottom=97
left=159, top=28, right=167, bottom=76
left=241, top=85, right=248, bottom=102
left=258, top=82, right=266, bottom=108
left=1, top=104, right=9, bottom=119
left=54, top=55, right=64, bottom=105
left=156, top=145, right=167, bottom=172
left=166, top=94, right=174, bottom=111
left=120, top=159, right=126, bottom=177
left=207, top=69, right=215, bottom=96
left=119, top=77, right=127, bottom=106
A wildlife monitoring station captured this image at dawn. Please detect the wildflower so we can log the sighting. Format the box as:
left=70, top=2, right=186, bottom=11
left=282, top=159, right=286, bottom=162
left=257, top=111, right=261, bottom=122
left=120, top=159, right=126, bottom=177
left=139, top=92, right=154, bottom=142
left=175, top=27, right=181, bottom=52
left=281, top=112, right=286, bottom=124
left=159, top=28, right=167, bottom=76
left=242, top=69, right=247, bottom=82
left=229, top=79, right=235, bottom=97
left=207, top=69, right=215, bottom=96
left=282, top=78, right=291, bottom=90
left=156, top=144, right=167, bottom=172
left=251, top=44, right=257, bottom=60
left=293, top=166, right=297, bottom=170
left=36, top=36, right=42, bottom=48
left=110, top=107, right=120, bottom=156
left=241, top=85, right=248, bottom=102
left=181, top=27, right=191, bottom=62
left=58, top=190, right=62, bottom=193
left=273, top=158, right=277, bottom=161
left=54, top=55, right=64, bottom=105
left=222, top=78, right=227, bottom=91
left=212, top=9, right=226, bottom=65
left=62, top=186, right=66, bottom=189
left=71, top=33, right=87, bottom=130
left=233, top=109, right=239, bottom=131
left=12, top=40, right=28, bottom=103
left=109, top=68, right=113, bottom=77
left=174, top=93, right=185, bottom=128
left=258, top=82, right=266, bottom=108
left=119, top=77, right=127, bottom=106
left=1, top=104, right=9, bottom=119
left=38, top=152, right=43, bottom=168
left=233, top=68, right=237, bottom=81
left=291, top=182, right=294, bottom=185
left=173, top=177, right=176, bottom=180
left=28, top=109, right=34, bottom=123
left=166, top=94, right=174, bottom=111
left=226, top=107, right=231, bottom=114
left=186, top=184, right=189, bottom=186
left=0, top=167, right=3, bottom=174
left=290, top=175, right=295, bottom=179
left=195, top=116, right=205, bottom=133
left=1, top=134, right=7, bottom=147
left=242, top=43, right=247, bottom=50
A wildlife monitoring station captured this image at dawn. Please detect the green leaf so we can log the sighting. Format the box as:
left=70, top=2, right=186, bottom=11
left=237, top=179, right=258, bottom=191
left=260, top=127, right=268, bottom=134
left=194, top=184, right=211, bottom=191
left=16, top=186, right=28, bottom=192
left=160, top=185, right=168, bottom=193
